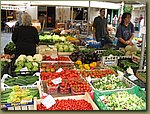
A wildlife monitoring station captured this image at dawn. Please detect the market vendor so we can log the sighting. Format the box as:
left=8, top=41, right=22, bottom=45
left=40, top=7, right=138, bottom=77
left=12, top=13, right=39, bottom=58
left=93, top=8, right=112, bottom=47
left=115, top=12, right=134, bottom=49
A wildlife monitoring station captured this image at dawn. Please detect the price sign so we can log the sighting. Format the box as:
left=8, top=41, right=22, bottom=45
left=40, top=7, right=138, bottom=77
left=51, top=77, right=62, bottom=85
left=41, top=95, right=56, bottom=109
left=56, top=68, right=63, bottom=73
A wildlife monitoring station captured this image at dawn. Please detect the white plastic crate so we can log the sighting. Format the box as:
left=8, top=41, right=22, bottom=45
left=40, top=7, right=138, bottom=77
left=101, top=55, right=118, bottom=66
left=1, top=73, right=40, bottom=88
left=95, top=50, right=106, bottom=54
left=1, top=85, right=40, bottom=110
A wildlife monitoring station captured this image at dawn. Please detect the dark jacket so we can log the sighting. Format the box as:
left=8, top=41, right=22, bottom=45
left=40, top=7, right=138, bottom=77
left=93, top=16, right=107, bottom=41
left=12, top=25, right=39, bottom=58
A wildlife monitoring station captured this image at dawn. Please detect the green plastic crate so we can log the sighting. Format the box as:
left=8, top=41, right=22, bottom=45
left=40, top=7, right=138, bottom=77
left=94, top=86, right=146, bottom=110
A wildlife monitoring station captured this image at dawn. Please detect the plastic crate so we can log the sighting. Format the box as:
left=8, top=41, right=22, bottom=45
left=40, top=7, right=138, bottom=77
left=95, top=50, right=106, bottom=54
left=1, top=73, right=40, bottom=87
left=89, top=76, right=136, bottom=92
left=59, top=86, right=71, bottom=94
left=94, top=86, right=146, bottom=110
left=101, top=56, right=118, bottom=66
left=47, top=85, right=59, bottom=95
left=1, top=85, right=40, bottom=108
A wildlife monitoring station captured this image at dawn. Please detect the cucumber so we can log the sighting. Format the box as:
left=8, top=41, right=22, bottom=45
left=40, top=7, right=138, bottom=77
left=13, top=81, right=26, bottom=86
left=1, top=89, right=12, bottom=94
left=15, top=78, right=27, bottom=84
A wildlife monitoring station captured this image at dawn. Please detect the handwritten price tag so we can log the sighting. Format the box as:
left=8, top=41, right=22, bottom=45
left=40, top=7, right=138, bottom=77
left=41, top=95, right=56, bottom=109
left=51, top=77, right=62, bottom=85
left=56, top=68, right=63, bottom=73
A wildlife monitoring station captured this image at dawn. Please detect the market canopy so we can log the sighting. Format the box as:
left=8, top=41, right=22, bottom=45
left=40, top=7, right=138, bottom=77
left=1, top=1, right=121, bottom=9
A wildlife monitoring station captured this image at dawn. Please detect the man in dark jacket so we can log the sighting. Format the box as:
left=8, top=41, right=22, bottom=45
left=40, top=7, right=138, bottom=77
left=93, top=8, right=112, bottom=47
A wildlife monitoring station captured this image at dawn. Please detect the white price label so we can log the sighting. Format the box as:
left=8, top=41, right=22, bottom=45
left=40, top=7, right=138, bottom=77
left=56, top=68, right=63, bottom=73
left=41, top=95, right=56, bottom=109
left=51, top=77, right=62, bottom=85
left=128, top=75, right=138, bottom=81
left=86, top=76, right=91, bottom=83
left=33, top=72, right=40, bottom=76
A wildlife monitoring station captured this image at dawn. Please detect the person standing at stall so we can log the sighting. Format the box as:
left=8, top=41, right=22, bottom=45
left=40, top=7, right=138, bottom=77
left=93, top=8, right=112, bottom=47
left=115, top=12, right=134, bottom=48
left=12, top=13, right=39, bottom=58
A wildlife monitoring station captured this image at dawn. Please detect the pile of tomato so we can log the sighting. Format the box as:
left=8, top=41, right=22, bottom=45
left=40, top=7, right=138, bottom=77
left=80, top=69, right=116, bottom=79
left=37, top=99, right=93, bottom=110
left=42, top=55, right=70, bottom=61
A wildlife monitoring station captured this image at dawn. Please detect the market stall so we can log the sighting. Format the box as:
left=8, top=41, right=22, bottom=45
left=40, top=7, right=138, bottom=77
left=1, top=0, right=147, bottom=111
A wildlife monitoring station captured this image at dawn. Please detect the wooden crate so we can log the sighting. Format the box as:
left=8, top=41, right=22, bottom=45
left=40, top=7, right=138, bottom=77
left=58, top=52, right=72, bottom=56
left=34, top=92, right=99, bottom=110
left=136, top=70, right=146, bottom=83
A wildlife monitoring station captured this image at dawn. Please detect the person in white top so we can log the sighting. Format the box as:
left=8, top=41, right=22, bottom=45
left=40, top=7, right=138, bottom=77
left=112, top=15, right=118, bottom=28
left=139, top=17, right=144, bottom=38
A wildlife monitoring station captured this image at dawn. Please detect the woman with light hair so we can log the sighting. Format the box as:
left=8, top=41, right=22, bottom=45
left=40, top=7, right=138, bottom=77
left=12, top=12, right=39, bottom=58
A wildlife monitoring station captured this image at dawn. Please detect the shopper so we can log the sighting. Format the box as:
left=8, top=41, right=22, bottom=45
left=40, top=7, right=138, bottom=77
left=112, top=14, right=118, bottom=28
left=93, top=8, right=112, bottom=47
left=138, top=14, right=143, bottom=31
left=115, top=12, right=134, bottom=48
left=12, top=13, right=39, bottom=58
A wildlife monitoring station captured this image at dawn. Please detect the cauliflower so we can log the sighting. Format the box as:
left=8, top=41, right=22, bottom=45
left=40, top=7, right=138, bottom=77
left=33, top=54, right=43, bottom=62
left=27, top=55, right=33, bottom=62
left=15, top=55, right=27, bottom=64
left=32, top=61, right=39, bottom=67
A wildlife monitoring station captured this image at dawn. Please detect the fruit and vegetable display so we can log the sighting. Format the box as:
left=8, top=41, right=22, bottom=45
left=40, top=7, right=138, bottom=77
left=41, top=62, right=75, bottom=72
left=42, top=55, right=71, bottom=61
left=99, top=49, right=124, bottom=56
left=1, top=85, right=40, bottom=104
left=138, top=72, right=146, bottom=79
left=124, top=74, right=146, bottom=88
left=91, top=75, right=129, bottom=91
left=66, top=36, right=79, bottom=42
left=75, top=60, right=97, bottom=70
left=3, top=75, right=39, bottom=86
left=4, top=42, right=16, bottom=55
left=97, top=90, right=146, bottom=110
left=70, top=79, right=92, bottom=95
left=37, top=99, right=93, bottom=110
left=108, top=66, right=125, bottom=72
left=124, top=44, right=139, bottom=56
left=54, top=42, right=76, bottom=52
left=80, top=69, right=116, bottom=79
left=13, top=54, right=42, bottom=73
left=69, top=48, right=100, bottom=64
left=39, top=34, right=66, bottom=45
left=46, top=80, right=59, bottom=94
left=1, top=61, right=11, bottom=75
left=40, top=70, right=80, bottom=81
left=118, top=60, right=139, bottom=71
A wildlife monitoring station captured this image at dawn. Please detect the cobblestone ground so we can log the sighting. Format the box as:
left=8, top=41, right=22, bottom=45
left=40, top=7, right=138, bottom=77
left=1, top=32, right=12, bottom=54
